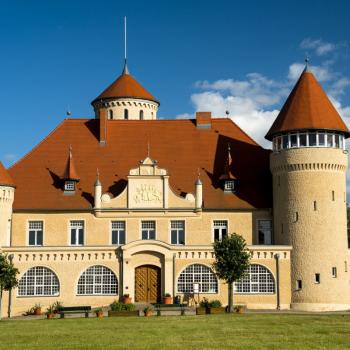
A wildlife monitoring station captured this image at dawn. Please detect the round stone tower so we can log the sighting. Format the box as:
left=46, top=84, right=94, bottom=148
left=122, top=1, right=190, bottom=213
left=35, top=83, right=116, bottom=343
left=91, top=62, right=159, bottom=120
left=0, top=161, right=15, bottom=248
left=266, top=66, right=350, bottom=311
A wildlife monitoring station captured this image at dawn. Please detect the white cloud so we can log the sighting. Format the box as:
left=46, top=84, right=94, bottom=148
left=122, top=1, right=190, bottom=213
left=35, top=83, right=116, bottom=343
left=300, top=38, right=336, bottom=56
left=288, top=63, right=334, bottom=82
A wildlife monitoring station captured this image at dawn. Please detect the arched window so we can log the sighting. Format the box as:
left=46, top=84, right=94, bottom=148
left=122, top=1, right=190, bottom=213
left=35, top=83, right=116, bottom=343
left=177, top=264, right=218, bottom=293
left=140, top=110, right=144, bottom=120
left=77, top=265, right=118, bottom=295
left=124, top=109, right=129, bottom=120
left=18, top=267, right=59, bottom=296
left=234, top=264, right=275, bottom=293
left=109, top=110, right=113, bottom=119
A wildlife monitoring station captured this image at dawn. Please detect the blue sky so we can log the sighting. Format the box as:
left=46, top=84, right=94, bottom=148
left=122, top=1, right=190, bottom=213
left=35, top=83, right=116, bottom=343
left=1, top=0, right=350, bottom=166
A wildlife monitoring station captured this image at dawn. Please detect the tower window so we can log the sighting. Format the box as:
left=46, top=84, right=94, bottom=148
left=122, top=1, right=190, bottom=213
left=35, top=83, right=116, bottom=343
left=309, top=133, right=317, bottom=146
left=109, top=110, right=113, bottom=119
left=65, top=181, right=75, bottom=192
left=318, top=132, right=325, bottom=146
left=290, top=134, right=298, bottom=148
left=345, top=261, right=348, bottom=272
left=296, top=280, right=302, bottom=290
left=332, top=191, right=335, bottom=201
left=314, top=273, right=320, bottom=284
left=295, top=212, right=298, bottom=222
left=313, top=201, right=317, bottom=211
left=124, top=109, right=129, bottom=120
left=326, top=133, right=333, bottom=147
left=299, top=133, right=307, bottom=147
left=224, top=180, right=235, bottom=192
left=332, top=267, right=337, bottom=278
left=140, top=110, right=144, bottom=120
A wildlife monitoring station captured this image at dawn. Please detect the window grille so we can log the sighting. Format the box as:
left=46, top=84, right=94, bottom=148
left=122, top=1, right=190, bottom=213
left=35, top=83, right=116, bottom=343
left=234, top=264, right=275, bottom=294
left=77, top=265, right=118, bottom=295
left=111, top=221, right=126, bottom=245
left=64, top=181, right=75, bottom=191
left=18, top=267, right=59, bottom=296
left=213, top=220, right=227, bottom=241
left=141, top=221, right=156, bottom=240
left=177, top=264, right=218, bottom=293
left=28, top=221, right=43, bottom=246
left=171, top=220, right=185, bottom=245
left=224, top=180, right=235, bottom=192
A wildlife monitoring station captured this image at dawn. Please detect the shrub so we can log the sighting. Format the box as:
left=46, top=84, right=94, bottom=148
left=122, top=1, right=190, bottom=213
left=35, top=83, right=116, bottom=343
left=124, top=303, right=135, bottom=311
left=199, top=298, right=210, bottom=308
left=210, top=300, right=222, bottom=308
left=110, top=301, right=124, bottom=311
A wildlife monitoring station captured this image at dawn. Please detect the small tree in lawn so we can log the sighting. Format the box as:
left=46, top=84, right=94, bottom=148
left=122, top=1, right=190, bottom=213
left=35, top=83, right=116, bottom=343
left=212, top=234, right=250, bottom=313
left=0, top=252, right=19, bottom=320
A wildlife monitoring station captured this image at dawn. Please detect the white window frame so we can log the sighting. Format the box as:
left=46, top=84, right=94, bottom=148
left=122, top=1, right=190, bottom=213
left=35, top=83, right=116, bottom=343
left=234, top=264, right=275, bottom=294
left=27, top=220, right=44, bottom=246
left=332, top=267, right=337, bottom=278
left=77, top=265, right=118, bottom=296
left=177, top=264, right=218, bottom=294
left=69, top=220, right=85, bottom=246
left=141, top=220, right=156, bottom=240
left=64, top=181, right=75, bottom=191
left=111, top=221, right=126, bottom=245
left=18, top=266, right=60, bottom=297
left=224, top=180, right=235, bottom=192
left=170, top=220, right=185, bottom=245
left=212, top=220, right=228, bottom=242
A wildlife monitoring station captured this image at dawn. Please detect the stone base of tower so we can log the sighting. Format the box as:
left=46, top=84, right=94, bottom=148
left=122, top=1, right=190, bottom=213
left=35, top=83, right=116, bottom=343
left=291, top=303, right=350, bottom=312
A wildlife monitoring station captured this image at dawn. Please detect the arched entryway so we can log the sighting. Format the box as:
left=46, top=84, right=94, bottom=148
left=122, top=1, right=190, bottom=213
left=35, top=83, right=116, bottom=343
left=135, top=265, right=161, bottom=303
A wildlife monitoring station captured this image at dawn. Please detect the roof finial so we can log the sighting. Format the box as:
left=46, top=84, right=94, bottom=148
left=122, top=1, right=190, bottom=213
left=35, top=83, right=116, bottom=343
left=122, top=16, right=129, bottom=75
left=95, top=168, right=101, bottom=186
left=304, top=54, right=310, bottom=72
left=196, top=168, right=202, bottom=185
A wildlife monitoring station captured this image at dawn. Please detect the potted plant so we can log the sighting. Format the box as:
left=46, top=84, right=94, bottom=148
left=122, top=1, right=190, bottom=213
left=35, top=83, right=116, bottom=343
left=95, top=307, right=104, bottom=318
left=33, top=303, right=42, bottom=316
left=52, top=301, right=63, bottom=314
left=122, top=294, right=132, bottom=304
left=206, top=300, right=226, bottom=314
left=143, top=306, right=153, bottom=317
left=108, top=301, right=139, bottom=317
left=196, top=298, right=209, bottom=315
left=234, top=304, right=246, bottom=314
left=162, top=293, right=172, bottom=305
left=46, top=305, right=55, bottom=319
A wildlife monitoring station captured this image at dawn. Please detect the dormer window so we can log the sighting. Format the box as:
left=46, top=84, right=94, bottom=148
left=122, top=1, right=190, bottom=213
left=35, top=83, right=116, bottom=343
left=224, top=180, right=235, bottom=192
left=64, top=181, right=75, bottom=192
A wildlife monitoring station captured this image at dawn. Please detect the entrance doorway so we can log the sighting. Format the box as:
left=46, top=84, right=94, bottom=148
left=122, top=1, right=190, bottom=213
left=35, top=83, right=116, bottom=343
left=135, top=265, right=161, bottom=303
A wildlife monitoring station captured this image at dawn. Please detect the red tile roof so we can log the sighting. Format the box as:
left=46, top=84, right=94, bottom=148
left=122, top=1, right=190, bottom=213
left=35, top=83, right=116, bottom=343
left=92, top=72, right=159, bottom=105
left=9, top=118, right=271, bottom=210
left=0, top=161, right=15, bottom=187
left=265, top=70, right=350, bottom=140
left=62, top=147, right=80, bottom=181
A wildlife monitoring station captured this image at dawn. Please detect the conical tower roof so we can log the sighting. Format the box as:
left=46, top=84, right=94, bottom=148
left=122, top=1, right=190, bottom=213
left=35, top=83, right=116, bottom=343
left=265, top=69, right=350, bottom=141
left=62, top=147, right=80, bottom=182
left=92, top=64, right=159, bottom=105
left=0, top=161, right=15, bottom=187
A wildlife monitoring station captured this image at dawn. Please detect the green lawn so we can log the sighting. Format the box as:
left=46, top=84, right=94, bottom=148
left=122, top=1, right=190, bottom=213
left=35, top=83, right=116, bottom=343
left=0, top=314, right=349, bottom=350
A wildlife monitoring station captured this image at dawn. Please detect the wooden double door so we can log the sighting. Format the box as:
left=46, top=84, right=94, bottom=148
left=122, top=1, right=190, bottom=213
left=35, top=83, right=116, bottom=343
left=135, top=265, right=161, bottom=303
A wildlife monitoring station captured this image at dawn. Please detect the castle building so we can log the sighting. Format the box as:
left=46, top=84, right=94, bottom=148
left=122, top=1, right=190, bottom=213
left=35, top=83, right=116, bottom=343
left=0, top=59, right=349, bottom=316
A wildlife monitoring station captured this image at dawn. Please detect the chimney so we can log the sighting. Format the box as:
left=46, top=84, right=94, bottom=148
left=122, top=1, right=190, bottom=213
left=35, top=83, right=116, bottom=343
left=99, top=108, right=108, bottom=145
left=196, top=112, right=211, bottom=129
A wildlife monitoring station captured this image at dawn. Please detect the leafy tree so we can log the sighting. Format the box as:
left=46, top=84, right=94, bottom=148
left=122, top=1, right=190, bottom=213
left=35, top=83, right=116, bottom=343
left=0, top=253, right=19, bottom=320
left=212, top=234, right=250, bottom=313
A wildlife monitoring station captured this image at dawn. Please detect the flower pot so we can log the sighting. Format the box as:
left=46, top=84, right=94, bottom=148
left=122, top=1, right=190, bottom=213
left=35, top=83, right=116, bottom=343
left=144, top=311, right=153, bottom=317
left=162, top=296, right=172, bottom=305
left=235, top=305, right=245, bottom=314
left=108, top=310, right=139, bottom=317
left=196, top=307, right=207, bottom=315
left=123, top=296, right=132, bottom=304
left=96, top=311, right=104, bottom=318
left=34, top=308, right=42, bottom=316
left=207, top=307, right=226, bottom=314
left=47, top=313, right=55, bottom=319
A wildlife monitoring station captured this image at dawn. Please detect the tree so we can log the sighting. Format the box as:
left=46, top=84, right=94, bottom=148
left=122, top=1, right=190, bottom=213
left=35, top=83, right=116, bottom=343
left=212, top=234, right=250, bottom=313
left=0, top=253, right=19, bottom=320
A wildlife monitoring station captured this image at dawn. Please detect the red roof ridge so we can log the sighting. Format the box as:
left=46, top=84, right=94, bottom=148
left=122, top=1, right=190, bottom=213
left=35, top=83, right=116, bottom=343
left=0, top=161, right=15, bottom=187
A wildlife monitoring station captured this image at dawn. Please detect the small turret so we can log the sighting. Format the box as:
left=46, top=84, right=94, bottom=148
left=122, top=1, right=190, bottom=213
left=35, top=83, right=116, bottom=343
left=94, top=169, right=102, bottom=209
left=195, top=177, right=203, bottom=211
left=62, top=146, right=80, bottom=194
left=0, top=161, right=15, bottom=247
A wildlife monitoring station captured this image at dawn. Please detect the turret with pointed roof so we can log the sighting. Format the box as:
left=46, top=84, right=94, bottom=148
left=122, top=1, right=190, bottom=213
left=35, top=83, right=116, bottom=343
left=0, top=161, right=15, bottom=187
left=265, top=67, right=349, bottom=141
left=91, top=62, right=159, bottom=121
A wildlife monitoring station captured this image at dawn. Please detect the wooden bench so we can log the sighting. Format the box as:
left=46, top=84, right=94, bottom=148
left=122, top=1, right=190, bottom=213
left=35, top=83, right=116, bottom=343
left=58, top=306, right=91, bottom=318
left=154, top=304, right=191, bottom=316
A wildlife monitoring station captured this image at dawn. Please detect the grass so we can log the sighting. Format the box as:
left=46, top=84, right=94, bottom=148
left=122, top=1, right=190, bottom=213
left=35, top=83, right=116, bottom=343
left=0, top=314, right=349, bottom=350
